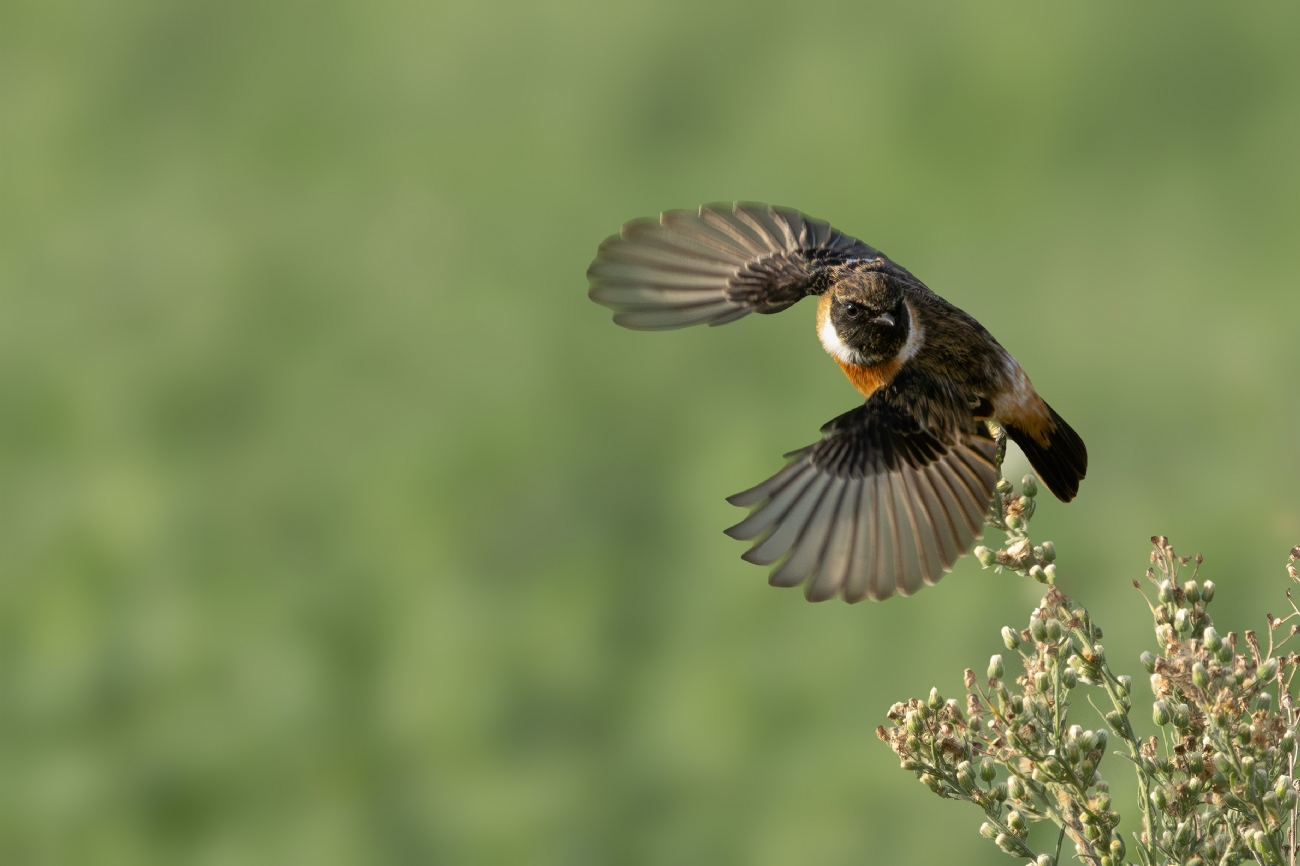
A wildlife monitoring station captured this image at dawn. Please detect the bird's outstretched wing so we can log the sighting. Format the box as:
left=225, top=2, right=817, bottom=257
left=725, top=372, right=1000, bottom=602
left=587, top=202, right=887, bottom=330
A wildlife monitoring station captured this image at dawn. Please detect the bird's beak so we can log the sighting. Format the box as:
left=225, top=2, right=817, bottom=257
left=872, top=313, right=895, bottom=327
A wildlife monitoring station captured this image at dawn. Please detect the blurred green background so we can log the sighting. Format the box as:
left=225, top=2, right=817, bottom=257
left=3, top=1, right=1300, bottom=863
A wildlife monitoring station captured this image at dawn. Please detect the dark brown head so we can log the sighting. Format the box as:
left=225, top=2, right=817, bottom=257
left=818, top=272, right=912, bottom=367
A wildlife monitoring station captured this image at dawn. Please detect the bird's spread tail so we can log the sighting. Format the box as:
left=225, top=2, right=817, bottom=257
left=1003, top=402, right=1087, bottom=502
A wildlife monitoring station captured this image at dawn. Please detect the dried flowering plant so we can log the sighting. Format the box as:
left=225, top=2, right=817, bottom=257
left=876, top=429, right=1300, bottom=866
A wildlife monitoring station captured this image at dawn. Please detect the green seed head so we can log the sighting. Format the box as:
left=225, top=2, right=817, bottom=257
left=1140, top=651, right=1158, bottom=673
left=1040, top=540, right=1056, bottom=562
left=1192, top=662, right=1210, bottom=690
left=1158, top=580, right=1175, bottom=603
left=1203, top=627, right=1222, bottom=652
left=1260, top=658, right=1280, bottom=681
left=1062, top=667, right=1078, bottom=689
left=1202, top=580, right=1215, bottom=602
left=1151, top=787, right=1167, bottom=810
left=1045, top=619, right=1063, bottom=642
left=988, top=655, right=1004, bottom=679
left=1001, top=626, right=1021, bottom=650
left=1153, top=700, right=1171, bottom=727
left=927, top=687, right=943, bottom=710
left=974, top=546, right=997, bottom=568
left=1021, top=475, right=1038, bottom=498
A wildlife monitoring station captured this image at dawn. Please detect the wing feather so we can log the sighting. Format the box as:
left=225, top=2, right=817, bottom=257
left=589, top=202, right=889, bottom=330
left=726, top=370, right=999, bottom=603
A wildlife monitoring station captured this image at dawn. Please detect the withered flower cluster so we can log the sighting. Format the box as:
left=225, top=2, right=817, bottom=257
left=876, top=446, right=1300, bottom=866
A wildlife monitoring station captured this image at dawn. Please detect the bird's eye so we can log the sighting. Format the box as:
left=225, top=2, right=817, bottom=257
left=843, top=302, right=860, bottom=319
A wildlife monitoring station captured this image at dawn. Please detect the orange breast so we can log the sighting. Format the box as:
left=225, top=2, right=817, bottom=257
left=837, top=359, right=901, bottom=399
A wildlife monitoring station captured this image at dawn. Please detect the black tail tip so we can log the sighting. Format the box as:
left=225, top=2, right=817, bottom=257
left=1004, top=403, right=1087, bottom=503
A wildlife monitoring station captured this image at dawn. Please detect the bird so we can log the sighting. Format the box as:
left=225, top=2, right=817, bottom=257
left=587, top=202, right=1086, bottom=603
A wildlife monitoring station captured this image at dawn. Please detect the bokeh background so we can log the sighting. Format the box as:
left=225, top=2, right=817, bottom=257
left=3, top=2, right=1300, bottom=863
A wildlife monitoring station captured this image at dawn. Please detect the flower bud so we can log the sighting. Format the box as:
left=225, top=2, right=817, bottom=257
left=1140, top=651, right=1158, bottom=673
left=995, top=833, right=1024, bottom=856
left=1021, top=475, right=1038, bottom=498
left=1282, top=731, right=1296, bottom=753
left=1153, top=700, right=1171, bottom=727
left=1264, top=790, right=1281, bottom=821
left=1030, top=617, right=1048, bottom=643
left=1158, top=580, right=1175, bottom=603
left=1174, top=821, right=1192, bottom=848
left=1035, top=855, right=1054, bottom=866
left=1156, top=623, right=1175, bottom=645
left=1005, top=513, right=1023, bottom=531
left=1008, top=774, right=1027, bottom=800
left=988, top=655, right=1004, bottom=679
left=905, top=711, right=923, bottom=735
left=919, top=773, right=941, bottom=792
left=1192, top=662, right=1210, bottom=690
left=1201, top=580, right=1215, bottom=602
left=1094, top=729, right=1108, bottom=750
left=1203, top=627, right=1222, bottom=651
left=1034, top=671, right=1050, bottom=693
left=978, top=757, right=996, bottom=783
left=928, top=687, right=943, bottom=709
left=956, top=762, right=975, bottom=790
left=1001, top=626, right=1021, bottom=650
left=1110, top=837, right=1125, bottom=860
left=1007, top=810, right=1027, bottom=834
left=1216, top=644, right=1233, bottom=664
left=1029, top=564, right=1047, bottom=583
left=1105, top=711, right=1126, bottom=736
left=1173, top=703, right=1190, bottom=729
left=1091, top=644, right=1106, bottom=664
left=1046, top=618, right=1063, bottom=642
left=980, top=821, right=998, bottom=839
left=1061, top=666, right=1078, bottom=689
left=1174, top=608, right=1192, bottom=635
left=1260, top=657, right=1279, bottom=681
left=1117, top=675, right=1131, bottom=694
left=1254, top=693, right=1273, bottom=713
left=1040, top=540, right=1056, bottom=562
left=1151, top=786, right=1167, bottom=810
left=1043, top=563, right=1056, bottom=583
left=974, top=545, right=997, bottom=568
left=1253, top=829, right=1268, bottom=854
left=996, top=478, right=1013, bottom=494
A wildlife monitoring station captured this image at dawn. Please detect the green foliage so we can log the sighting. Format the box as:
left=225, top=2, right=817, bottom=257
left=880, top=454, right=1300, bottom=866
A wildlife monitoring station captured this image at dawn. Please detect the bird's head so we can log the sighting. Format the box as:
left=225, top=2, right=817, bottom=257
left=819, top=272, right=911, bottom=367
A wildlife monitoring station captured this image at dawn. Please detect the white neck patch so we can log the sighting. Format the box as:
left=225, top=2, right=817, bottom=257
left=819, top=314, right=864, bottom=366
left=897, top=302, right=925, bottom=363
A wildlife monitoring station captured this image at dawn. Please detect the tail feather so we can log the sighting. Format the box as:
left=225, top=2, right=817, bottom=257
left=1004, top=402, right=1087, bottom=502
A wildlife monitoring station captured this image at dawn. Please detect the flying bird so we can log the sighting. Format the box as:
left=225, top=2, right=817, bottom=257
left=587, top=202, right=1086, bottom=602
